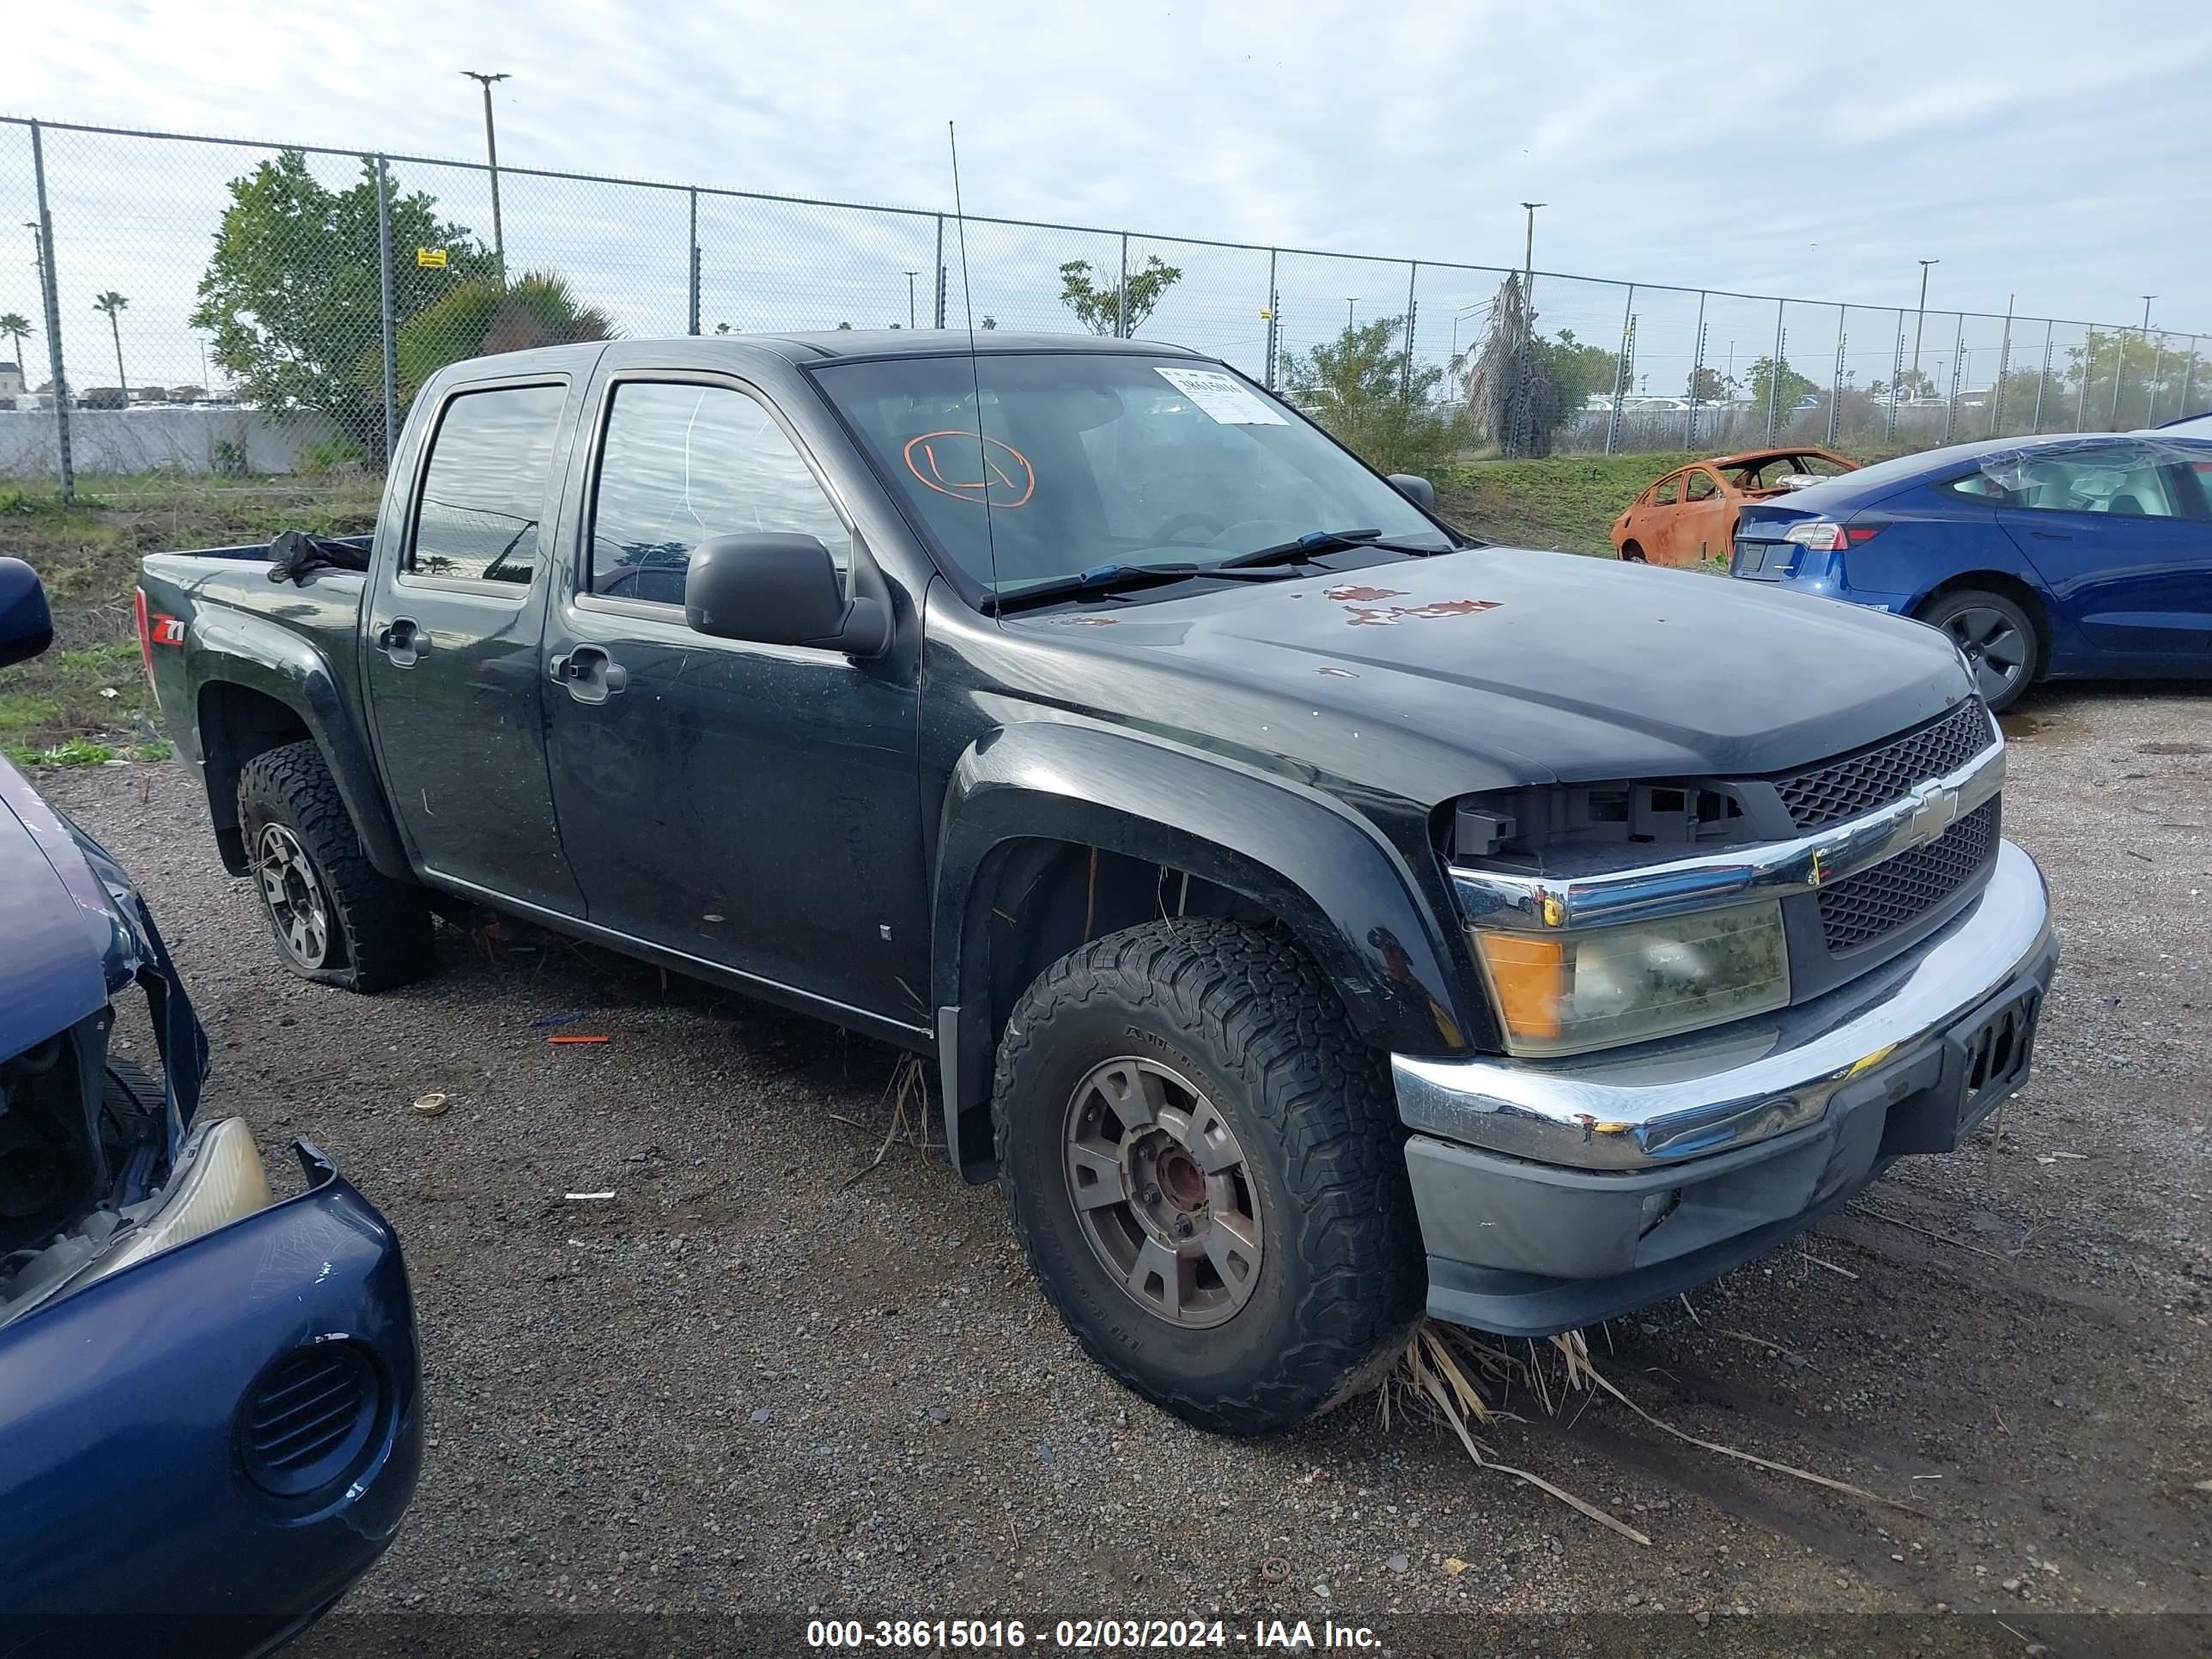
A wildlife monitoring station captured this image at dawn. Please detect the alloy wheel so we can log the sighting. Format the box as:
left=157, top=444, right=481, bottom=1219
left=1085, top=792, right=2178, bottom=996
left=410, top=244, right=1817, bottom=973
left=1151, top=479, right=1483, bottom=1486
left=1942, top=605, right=2029, bottom=703
left=254, top=822, right=338, bottom=970
left=1061, top=1055, right=1264, bottom=1328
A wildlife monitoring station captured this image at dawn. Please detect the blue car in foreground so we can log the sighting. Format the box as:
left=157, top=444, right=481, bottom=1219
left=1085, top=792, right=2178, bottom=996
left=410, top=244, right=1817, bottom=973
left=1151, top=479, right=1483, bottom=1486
left=0, top=559, right=420, bottom=1656
left=1729, top=432, right=2212, bottom=709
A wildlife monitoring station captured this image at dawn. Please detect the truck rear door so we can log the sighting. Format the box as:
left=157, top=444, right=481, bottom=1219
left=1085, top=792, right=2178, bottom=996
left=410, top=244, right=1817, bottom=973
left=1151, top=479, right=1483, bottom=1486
left=362, top=373, right=586, bottom=915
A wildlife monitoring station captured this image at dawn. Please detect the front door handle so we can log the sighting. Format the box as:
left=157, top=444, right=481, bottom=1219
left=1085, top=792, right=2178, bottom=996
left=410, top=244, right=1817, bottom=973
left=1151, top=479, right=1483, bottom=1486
left=377, top=617, right=428, bottom=666
left=550, top=645, right=629, bottom=705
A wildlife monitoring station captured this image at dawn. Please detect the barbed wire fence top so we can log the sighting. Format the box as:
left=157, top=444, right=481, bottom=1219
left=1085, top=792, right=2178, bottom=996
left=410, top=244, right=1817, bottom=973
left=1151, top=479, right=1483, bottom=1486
left=3, top=112, right=2203, bottom=491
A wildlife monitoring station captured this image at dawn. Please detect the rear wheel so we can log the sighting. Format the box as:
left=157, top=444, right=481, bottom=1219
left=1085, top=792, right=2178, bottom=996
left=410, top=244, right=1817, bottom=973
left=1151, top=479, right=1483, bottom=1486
left=238, top=740, right=434, bottom=992
left=994, top=920, right=1422, bottom=1436
left=1920, top=587, right=2039, bottom=712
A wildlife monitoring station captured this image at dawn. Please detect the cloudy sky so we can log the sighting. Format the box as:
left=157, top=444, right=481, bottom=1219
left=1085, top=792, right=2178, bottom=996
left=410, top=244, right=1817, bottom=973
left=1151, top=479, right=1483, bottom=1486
left=9, top=0, right=2211, bottom=387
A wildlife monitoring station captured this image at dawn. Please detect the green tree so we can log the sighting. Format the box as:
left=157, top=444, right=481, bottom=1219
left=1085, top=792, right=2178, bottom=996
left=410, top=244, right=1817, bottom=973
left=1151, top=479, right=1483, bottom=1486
left=1685, top=365, right=1726, bottom=404
left=383, top=272, right=614, bottom=405
left=0, top=313, right=30, bottom=374
left=1536, top=329, right=1620, bottom=424
left=1058, top=255, right=1182, bottom=336
left=1286, top=314, right=1468, bottom=475
left=1747, top=356, right=1816, bottom=415
left=2060, top=329, right=2205, bottom=428
left=191, top=150, right=494, bottom=449
left=92, top=291, right=130, bottom=395
left=1869, top=367, right=1936, bottom=401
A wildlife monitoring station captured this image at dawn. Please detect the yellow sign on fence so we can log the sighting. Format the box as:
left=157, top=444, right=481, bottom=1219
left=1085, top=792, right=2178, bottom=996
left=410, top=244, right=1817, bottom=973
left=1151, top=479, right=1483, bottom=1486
left=416, top=247, right=448, bottom=269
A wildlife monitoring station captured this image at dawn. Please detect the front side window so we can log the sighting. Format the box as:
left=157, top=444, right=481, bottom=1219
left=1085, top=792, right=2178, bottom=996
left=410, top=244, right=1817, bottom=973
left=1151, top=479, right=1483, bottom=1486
left=588, top=382, right=849, bottom=605
left=1652, top=475, right=1681, bottom=507
left=812, top=353, right=1449, bottom=595
left=410, top=384, right=567, bottom=584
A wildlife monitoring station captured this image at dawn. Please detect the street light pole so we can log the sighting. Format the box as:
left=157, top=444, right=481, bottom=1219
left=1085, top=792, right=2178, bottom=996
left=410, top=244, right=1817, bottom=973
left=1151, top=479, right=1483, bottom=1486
left=2142, top=295, right=2156, bottom=331
left=903, top=270, right=918, bottom=329
left=1911, top=258, right=1938, bottom=382
left=460, top=71, right=511, bottom=276
left=1346, top=298, right=1357, bottom=331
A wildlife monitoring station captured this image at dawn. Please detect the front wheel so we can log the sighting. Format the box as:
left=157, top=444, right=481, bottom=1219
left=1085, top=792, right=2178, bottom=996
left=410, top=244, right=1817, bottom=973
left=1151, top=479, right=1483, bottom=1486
left=993, top=920, right=1422, bottom=1435
left=1920, top=588, right=2039, bottom=712
left=1619, top=540, right=1646, bottom=563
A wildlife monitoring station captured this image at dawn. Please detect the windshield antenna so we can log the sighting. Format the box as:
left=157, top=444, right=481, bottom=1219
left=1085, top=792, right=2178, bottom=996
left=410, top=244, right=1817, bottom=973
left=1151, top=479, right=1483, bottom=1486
left=948, top=120, right=1000, bottom=603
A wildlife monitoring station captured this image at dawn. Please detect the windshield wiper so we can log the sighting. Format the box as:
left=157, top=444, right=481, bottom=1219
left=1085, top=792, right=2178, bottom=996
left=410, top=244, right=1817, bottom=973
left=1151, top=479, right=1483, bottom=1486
left=982, top=562, right=1209, bottom=616
left=1212, top=527, right=1456, bottom=569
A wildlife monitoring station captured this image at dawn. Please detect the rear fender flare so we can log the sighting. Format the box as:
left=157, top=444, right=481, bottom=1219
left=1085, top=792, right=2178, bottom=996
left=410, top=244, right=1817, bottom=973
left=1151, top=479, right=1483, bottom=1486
left=186, top=611, right=409, bottom=880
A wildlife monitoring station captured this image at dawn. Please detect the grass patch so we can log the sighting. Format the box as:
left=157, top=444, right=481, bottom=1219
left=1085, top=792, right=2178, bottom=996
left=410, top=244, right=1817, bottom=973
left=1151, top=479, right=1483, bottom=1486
left=1437, top=452, right=1704, bottom=557
left=3, top=735, right=115, bottom=769
left=0, top=470, right=378, bottom=753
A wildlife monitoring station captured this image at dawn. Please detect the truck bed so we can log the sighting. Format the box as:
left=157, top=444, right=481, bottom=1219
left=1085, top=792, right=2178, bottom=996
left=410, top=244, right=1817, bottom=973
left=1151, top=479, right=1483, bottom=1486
left=137, top=538, right=375, bottom=811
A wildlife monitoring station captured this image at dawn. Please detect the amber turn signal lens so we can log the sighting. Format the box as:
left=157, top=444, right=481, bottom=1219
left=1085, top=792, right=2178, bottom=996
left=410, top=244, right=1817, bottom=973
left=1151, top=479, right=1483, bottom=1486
left=1472, top=933, right=1565, bottom=1041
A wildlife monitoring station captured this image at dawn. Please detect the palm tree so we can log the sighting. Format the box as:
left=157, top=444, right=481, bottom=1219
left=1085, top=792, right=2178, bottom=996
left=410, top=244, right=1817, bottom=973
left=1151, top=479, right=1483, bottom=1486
left=92, top=291, right=130, bottom=396
left=0, top=312, right=30, bottom=376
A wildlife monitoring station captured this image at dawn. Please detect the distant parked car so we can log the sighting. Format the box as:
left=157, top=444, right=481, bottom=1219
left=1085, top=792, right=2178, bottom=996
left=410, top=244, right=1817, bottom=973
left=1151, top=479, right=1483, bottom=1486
left=0, top=557, right=421, bottom=1653
left=1612, top=447, right=1860, bottom=568
left=2152, top=410, right=2212, bottom=438
left=1729, top=433, right=2212, bottom=710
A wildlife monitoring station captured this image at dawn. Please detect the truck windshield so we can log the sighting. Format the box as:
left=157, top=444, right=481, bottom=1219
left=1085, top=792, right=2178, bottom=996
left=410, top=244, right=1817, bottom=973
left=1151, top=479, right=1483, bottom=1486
left=812, top=352, right=1451, bottom=597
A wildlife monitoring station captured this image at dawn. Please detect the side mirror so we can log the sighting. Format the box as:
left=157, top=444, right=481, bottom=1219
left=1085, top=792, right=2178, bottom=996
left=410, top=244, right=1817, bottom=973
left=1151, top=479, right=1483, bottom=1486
left=683, top=533, right=888, bottom=658
left=1388, top=473, right=1437, bottom=512
left=0, top=558, right=54, bottom=670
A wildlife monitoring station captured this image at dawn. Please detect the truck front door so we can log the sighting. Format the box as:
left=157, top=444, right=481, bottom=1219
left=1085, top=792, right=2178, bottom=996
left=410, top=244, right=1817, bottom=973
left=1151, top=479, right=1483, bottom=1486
left=364, top=375, right=586, bottom=915
left=540, top=370, right=928, bottom=1030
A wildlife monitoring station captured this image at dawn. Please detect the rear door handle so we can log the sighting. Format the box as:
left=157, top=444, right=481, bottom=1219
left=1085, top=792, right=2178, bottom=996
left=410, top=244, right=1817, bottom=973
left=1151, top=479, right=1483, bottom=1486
left=376, top=617, right=428, bottom=666
left=549, top=645, right=628, bottom=704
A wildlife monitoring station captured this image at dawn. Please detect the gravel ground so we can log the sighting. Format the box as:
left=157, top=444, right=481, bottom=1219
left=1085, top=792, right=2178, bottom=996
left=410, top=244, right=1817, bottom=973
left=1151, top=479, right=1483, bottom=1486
left=42, top=680, right=2211, bottom=1646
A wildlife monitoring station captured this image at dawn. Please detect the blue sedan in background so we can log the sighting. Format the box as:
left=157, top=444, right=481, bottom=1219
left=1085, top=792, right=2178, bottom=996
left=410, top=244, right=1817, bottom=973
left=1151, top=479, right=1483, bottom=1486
left=1729, top=432, right=2212, bottom=709
left=0, top=558, right=421, bottom=1656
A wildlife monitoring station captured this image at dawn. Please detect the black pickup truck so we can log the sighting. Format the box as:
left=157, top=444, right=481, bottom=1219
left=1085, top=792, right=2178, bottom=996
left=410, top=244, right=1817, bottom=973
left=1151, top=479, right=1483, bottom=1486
left=139, top=331, right=2056, bottom=1433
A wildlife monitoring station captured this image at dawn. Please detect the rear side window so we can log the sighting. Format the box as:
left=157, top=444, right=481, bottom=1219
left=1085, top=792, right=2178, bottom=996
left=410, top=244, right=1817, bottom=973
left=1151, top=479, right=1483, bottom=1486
left=410, top=384, right=567, bottom=584
left=1684, top=470, right=1721, bottom=501
left=588, top=381, right=849, bottom=606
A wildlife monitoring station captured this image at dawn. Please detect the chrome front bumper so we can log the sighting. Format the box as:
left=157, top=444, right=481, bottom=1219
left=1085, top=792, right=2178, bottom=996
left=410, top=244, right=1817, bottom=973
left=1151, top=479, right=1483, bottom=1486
left=1393, top=840, right=2056, bottom=1335
left=1396, top=839, right=2051, bottom=1171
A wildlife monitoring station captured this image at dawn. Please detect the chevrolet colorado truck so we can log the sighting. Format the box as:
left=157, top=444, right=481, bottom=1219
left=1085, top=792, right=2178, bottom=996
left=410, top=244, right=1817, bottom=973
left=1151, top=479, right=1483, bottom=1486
left=138, top=332, right=2056, bottom=1434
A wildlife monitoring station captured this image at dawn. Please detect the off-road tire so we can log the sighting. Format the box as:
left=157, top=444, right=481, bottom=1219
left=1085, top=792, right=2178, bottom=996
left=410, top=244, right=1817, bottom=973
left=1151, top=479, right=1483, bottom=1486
left=1917, top=586, right=2039, bottom=713
left=994, top=919, right=1423, bottom=1436
left=237, top=739, right=434, bottom=993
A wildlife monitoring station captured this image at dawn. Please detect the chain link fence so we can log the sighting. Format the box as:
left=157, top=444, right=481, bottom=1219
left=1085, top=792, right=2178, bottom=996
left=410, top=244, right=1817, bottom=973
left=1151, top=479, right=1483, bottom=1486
left=3, top=113, right=2203, bottom=494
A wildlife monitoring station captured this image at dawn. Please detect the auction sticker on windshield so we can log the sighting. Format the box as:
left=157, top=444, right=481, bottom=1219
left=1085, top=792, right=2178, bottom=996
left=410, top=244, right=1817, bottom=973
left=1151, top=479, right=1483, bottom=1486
left=1154, top=366, right=1287, bottom=424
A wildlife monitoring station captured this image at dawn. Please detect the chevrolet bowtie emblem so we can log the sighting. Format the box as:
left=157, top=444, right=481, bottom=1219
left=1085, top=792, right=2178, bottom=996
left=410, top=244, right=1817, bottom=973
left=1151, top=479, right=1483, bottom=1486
left=1907, top=779, right=1962, bottom=842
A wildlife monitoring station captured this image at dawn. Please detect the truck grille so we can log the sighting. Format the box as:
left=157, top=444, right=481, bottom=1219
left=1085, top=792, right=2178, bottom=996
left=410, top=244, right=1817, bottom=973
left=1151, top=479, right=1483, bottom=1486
left=1772, top=699, right=1994, bottom=830
left=1819, top=799, right=2000, bottom=953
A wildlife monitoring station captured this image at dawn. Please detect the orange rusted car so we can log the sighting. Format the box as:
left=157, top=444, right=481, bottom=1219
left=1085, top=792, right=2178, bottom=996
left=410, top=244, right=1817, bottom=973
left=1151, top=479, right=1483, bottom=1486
left=1612, top=447, right=1859, bottom=568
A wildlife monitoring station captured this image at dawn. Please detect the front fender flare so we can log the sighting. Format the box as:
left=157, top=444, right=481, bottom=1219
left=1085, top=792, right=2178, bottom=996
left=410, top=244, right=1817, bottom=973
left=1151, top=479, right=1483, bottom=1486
left=933, top=721, right=1481, bottom=1060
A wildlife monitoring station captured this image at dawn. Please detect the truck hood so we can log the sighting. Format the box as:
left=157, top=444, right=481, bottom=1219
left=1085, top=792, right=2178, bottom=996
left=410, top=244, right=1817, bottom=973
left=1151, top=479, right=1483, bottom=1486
left=996, top=547, right=1972, bottom=802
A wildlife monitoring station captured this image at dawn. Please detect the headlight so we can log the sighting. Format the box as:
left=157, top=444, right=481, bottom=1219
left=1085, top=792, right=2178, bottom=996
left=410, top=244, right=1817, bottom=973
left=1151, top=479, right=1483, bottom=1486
left=1469, top=901, right=1790, bottom=1057
left=70, top=1116, right=273, bottom=1289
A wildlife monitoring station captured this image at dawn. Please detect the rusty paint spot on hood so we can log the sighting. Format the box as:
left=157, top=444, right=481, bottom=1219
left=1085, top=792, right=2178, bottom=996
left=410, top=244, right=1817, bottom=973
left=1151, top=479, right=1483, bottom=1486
left=1342, top=598, right=1502, bottom=626
left=1323, top=583, right=1408, bottom=603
